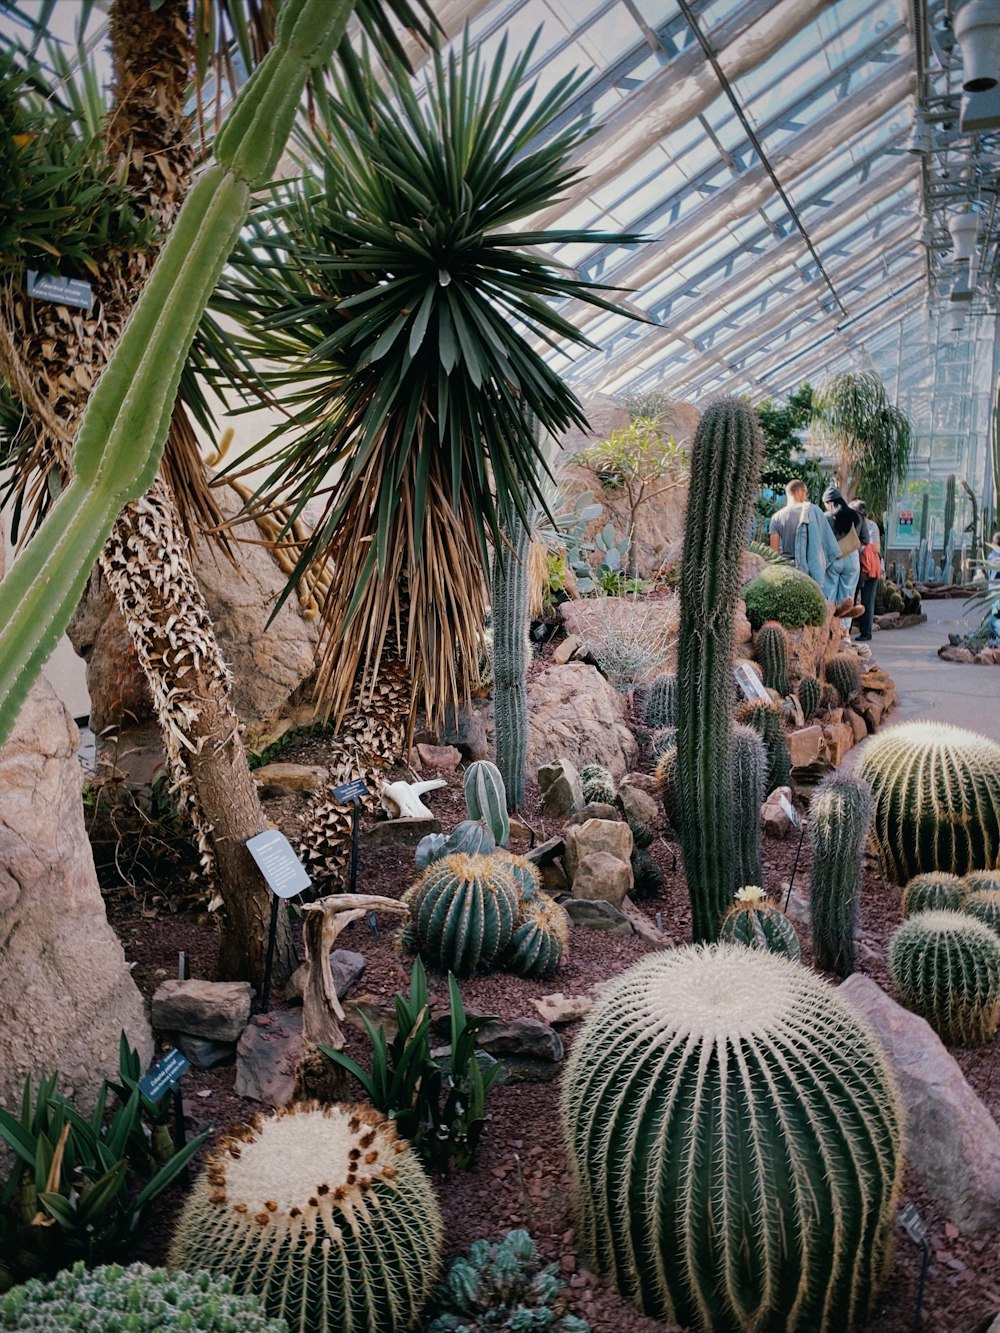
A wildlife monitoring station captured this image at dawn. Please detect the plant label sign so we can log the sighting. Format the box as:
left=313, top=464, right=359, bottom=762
left=246, top=829, right=311, bottom=898
left=138, top=1047, right=189, bottom=1102
left=733, top=663, right=770, bottom=702
left=26, top=269, right=94, bottom=311
left=779, top=793, right=802, bottom=828
left=333, top=777, right=369, bottom=804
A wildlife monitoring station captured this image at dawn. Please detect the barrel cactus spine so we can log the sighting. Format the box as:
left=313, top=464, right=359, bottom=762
left=464, top=761, right=510, bottom=848
left=561, top=945, right=903, bottom=1331
left=719, top=886, right=800, bottom=959
left=648, top=726, right=676, bottom=770
left=808, top=771, right=872, bottom=978
left=644, top=673, right=677, bottom=730
left=756, top=621, right=790, bottom=696
left=676, top=398, right=763, bottom=940
left=825, top=653, right=862, bottom=706
left=798, top=673, right=820, bottom=722
left=403, top=854, right=519, bottom=977
left=731, top=722, right=766, bottom=892
left=963, top=889, right=1000, bottom=936
left=579, top=764, right=617, bottom=807
left=857, top=722, right=1000, bottom=882
left=900, top=872, right=966, bottom=918
left=888, top=910, right=1000, bottom=1045
left=169, top=1101, right=443, bottom=1333
left=736, top=697, right=791, bottom=793
left=491, top=502, right=533, bottom=810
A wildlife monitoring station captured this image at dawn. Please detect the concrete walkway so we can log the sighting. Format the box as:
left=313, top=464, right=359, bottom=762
left=861, top=598, right=1000, bottom=743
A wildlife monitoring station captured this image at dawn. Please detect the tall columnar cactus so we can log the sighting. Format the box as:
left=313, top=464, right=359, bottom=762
left=736, top=698, right=791, bottom=793
left=963, top=889, right=1000, bottom=937
left=561, top=945, right=903, bottom=1331
left=825, top=653, right=862, bottom=706
left=798, top=673, right=821, bottom=722
left=719, top=886, right=800, bottom=959
left=857, top=722, right=1000, bottom=882
left=676, top=398, right=762, bottom=940
left=888, top=910, right=1000, bottom=1046
left=808, top=771, right=872, bottom=978
left=731, top=722, right=766, bottom=891
left=756, top=621, right=790, bottom=696
left=464, top=761, right=510, bottom=848
left=900, top=872, right=966, bottom=918
left=644, top=673, right=678, bottom=730
left=579, top=764, right=617, bottom=807
left=403, top=854, right=519, bottom=977
left=491, top=504, right=533, bottom=810
left=0, top=0, right=359, bottom=747
left=169, top=1102, right=443, bottom=1333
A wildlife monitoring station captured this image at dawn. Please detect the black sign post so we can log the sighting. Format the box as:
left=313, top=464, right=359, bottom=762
left=246, top=829, right=312, bottom=1013
left=332, top=779, right=376, bottom=934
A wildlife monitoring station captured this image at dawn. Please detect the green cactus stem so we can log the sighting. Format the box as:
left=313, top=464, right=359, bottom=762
left=416, top=819, right=495, bottom=871
left=888, top=909, right=1000, bottom=1046
left=403, top=853, right=518, bottom=977
left=719, top=886, right=800, bottom=959
left=825, top=653, right=862, bottom=706
left=736, top=697, right=791, bottom=793
left=808, top=771, right=873, bottom=978
left=797, top=673, right=820, bottom=721
left=579, top=764, right=617, bottom=807
left=643, top=673, right=677, bottom=730
left=900, top=872, right=966, bottom=918
left=492, top=503, right=533, bottom=810
left=561, top=945, right=903, bottom=1331
left=464, top=761, right=510, bottom=848
left=963, top=889, right=1000, bottom=937
left=756, top=621, right=790, bottom=696
left=731, top=722, right=766, bottom=892
left=654, top=743, right=678, bottom=829
left=502, top=896, right=568, bottom=980
left=963, top=870, right=1000, bottom=895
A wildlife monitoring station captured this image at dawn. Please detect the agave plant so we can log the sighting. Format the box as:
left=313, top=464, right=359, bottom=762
left=811, top=370, right=912, bottom=517
left=212, top=33, right=642, bottom=729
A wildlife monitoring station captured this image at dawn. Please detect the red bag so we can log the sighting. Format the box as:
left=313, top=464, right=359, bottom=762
left=860, top=538, right=882, bottom=580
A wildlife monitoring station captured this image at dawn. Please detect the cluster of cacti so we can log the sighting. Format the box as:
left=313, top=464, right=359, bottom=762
left=742, top=563, right=829, bottom=631
left=825, top=653, right=862, bottom=705
left=901, top=872, right=966, bottom=918
left=643, top=673, right=678, bottom=730
left=731, top=722, right=766, bottom=891
left=719, top=886, right=800, bottom=959
left=403, top=854, right=519, bottom=977
left=465, top=761, right=510, bottom=848
left=169, top=1102, right=443, bottom=1333
left=888, top=910, right=1000, bottom=1045
left=491, top=503, right=534, bottom=809
left=676, top=399, right=762, bottom=939
left=426, top=1231, right=589, bottom=1333
left=756, top=621, right=790, bottom=696
left=0, top=1262, right=286, bottom=1332
left=798, top=673, right=821, bottom=721
left=416, top=819, right=496, bottom=871
left=561, top=945, right=903, bottom=1331
left=736, top=697, right=791, bottom=793
left=495, top=854, right=568, bottom=979
left=579, top=764, right=617, bottom=807
left=808, top=772, right=873, bottom=977
left=857, top=722, right=1000, bottom=882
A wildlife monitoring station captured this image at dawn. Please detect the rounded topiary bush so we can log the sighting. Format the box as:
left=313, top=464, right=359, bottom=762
left=169, top=1102, right=442, bottom=1333
left=0, top=1262, right=287, bottom=1332
left=742, top=564, right=829, bottom=631
left=888, top=910, right=1000, bottom=1046
left=561, top=945, right=903, bottom=1332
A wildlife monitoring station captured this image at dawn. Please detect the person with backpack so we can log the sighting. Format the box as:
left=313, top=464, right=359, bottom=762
left=850, top=498, right=882, bottom=642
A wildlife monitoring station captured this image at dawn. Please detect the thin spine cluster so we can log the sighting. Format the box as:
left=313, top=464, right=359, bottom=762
left=676, top=398, right=762, bottom=940
left=808, top=771, right=872, bottom=977
left=756, top=621, right=790, bottom=696
left=888, top=910, right=1000, bottom=1045
left=491, top=502, right=534, bottom=810
left=579, top=764, right=617, bottom=807
left=403, top=854, right=519, bottom=977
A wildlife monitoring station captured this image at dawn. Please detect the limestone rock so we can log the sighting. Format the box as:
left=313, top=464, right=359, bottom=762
left=414, top=703, right=489, bottom=761
left=732, top=599, right=753, bottom=649
left=562, top=898, right=634, bottom=934
left=152, top=979, right=252, bottom=1043
left=285, top=948, right=365, bottom=1004
left=414, top=743, right=462, bottom=770
left=787, top=725, right=826, bottom=768
left=840, top=975, right=1000, bottom=1233
left=525, top=836, right=566, bottom=868
left=567, top=801, right=620, bottom=825
left=621, top=896, right=671, bottom=945
left=362, top=816, right=440, bottom=846
left=761, top=787, right=794, bottom=840
left=569, top=852, right=633, bottom=905
left=530, top=992, right=594, bottom=1025
left=845, top=708, right=868, bottom=744
left=617, top=778, right=659, bottom=829
left=0, top=677, right=151, bottom=1116
left=564, top=819, right=633, bottom=882
left=552, top=635, right=579, bottom=665
left=477, top=1018, right=563, bottom=1064
left=174, top=1034, right=236, bottom=1070
left=234, top=1010, right=304, bottom=1109
left=822, top=720, right=855, bottom=765
left=537, top=758, right=584, bottom=816
left=526, top=663, right=639, bottom=779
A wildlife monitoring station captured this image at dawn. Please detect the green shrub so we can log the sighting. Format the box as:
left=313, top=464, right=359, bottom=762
left=743, top=564, right=828, bottom=630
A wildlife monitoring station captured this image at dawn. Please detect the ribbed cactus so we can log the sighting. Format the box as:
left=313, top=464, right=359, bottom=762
left=888, top=910, right=1000, bottom=1045
left=654, top=743, right=678, bottom=828
left=798, top=673, right=820, bottom=722
left=676, top=399, right=762, bottom=940
left=963, top=870, right=1000, bottom=895
left=169, top=1102, right=443, bottom=1333
left=643, top=673, right=677, bottom=729
left=416, top=819, right=496, bottom=871
left=808, top=771, right=872, bottom=978
left=756, top=621, right=790, bottom=696
left=502, top=896, right=569, bottom=980
left=857, top=722, right=1000, bottom=882
left=403, top=854, right=519, bottom=977
left=493, top=851, right=542, bottom=899
left=731, top=722, right=766, bottom=892
left=630, top=847, right=663, bottom=900
left=492, top=503, right=533, bottom=810
left=464, top=761, right=510, bottom=849
left=900, top=872, right=966, bottom=918
left=719, top=886, right=800, bottom=959
left=561, top=945, right=903, bottom=1331
left=736, top=698, right=791, bottom=793
left=649, top=726, right=676, bottom=769
left=963, top=889, right=1000, bottom=936
left=825, top=653, right=862, bottom=706
left=579, top=764, right=617, bottom=807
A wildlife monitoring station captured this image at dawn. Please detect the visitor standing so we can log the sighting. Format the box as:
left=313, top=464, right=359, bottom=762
left=769, top=481, right=808, bottom=560
left=822, top=485, right=865, bottom=627
left=781, top=479, right=841, bottom=591
left=850, top=499, right=881, bottom=642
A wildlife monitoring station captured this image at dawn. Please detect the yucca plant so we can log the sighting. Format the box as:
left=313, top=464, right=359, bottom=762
left=211, top=34, right=641, bottom=733
left=812, top=370, right=912, bottom=515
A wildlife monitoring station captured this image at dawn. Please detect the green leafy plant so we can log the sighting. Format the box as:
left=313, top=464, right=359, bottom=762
left=320, top=957, right=502, bottom=1172
left=742, top=564, right=829, bottom=630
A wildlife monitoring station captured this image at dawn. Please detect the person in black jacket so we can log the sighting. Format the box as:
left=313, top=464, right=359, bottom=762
left=822, top=485, right=865, bottom=625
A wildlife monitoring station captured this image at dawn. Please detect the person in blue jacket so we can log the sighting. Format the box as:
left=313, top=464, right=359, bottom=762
left=822, top=485, right=866, bottom=625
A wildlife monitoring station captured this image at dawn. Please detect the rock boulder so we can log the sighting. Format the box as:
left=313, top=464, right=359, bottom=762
left=537, top=758, right=584, bottom=816
left=527, top=663, right=638, bottom=778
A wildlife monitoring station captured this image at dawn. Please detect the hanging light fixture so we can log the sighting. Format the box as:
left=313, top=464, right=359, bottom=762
left=947, top=209, right=980, bottom=259
left=906, top=113, right=932, bottom=153
left=954, top=0, right=1000, bottom=92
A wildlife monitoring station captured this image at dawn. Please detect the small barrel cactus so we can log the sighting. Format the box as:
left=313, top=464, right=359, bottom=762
left=797, top=673, right=820, bottom=722
left=963, top=870, right=1000, bottom=895
left=579, top=764, right=617, bottom=807
left=464, top=761, right=510, bottom=848
left=654, top=743, right=678, bottom=828
left=643, top=673, right=677, bottom=730
left=808, top=771, right=872, bottom=977
left=0, top=1262, right=286, bottom=1332
left=648, top=726, right=676, bottom=769
left=719, top=885, right=800, bottom=959
left=502, top=895, right=569, bottom=980
left=900, top=872, right=966, bottom=918
left=169, top=1102, right=443, bottom=1333
left=888, top=909, right=1000, bottom=1045
left=416, top=819, right=496, bottom=871
left=756, top=621, right=790, bottom=696
left=403, top=854, right=519, bottom=977
left=736, top=698, right=791, bottom=793
left=493, top=851, right=542, bottom=899
left=825, top=653, right=862, bottom=705
left=731, top=722, right=766, bottom=892
left=630, top=846, right=663, bottom=900
left=561, top=945, right=903, bottom=1332
left=963, top=888, right=1000, bottom=937
left=857, top=722, right=1000, bottom=882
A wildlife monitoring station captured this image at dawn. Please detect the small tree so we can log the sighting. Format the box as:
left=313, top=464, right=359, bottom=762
left=812, top=370, right=912, bottom=518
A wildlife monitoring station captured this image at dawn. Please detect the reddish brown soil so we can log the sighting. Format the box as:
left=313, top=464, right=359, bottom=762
left=104, top=753, right=1000, bottom=1333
